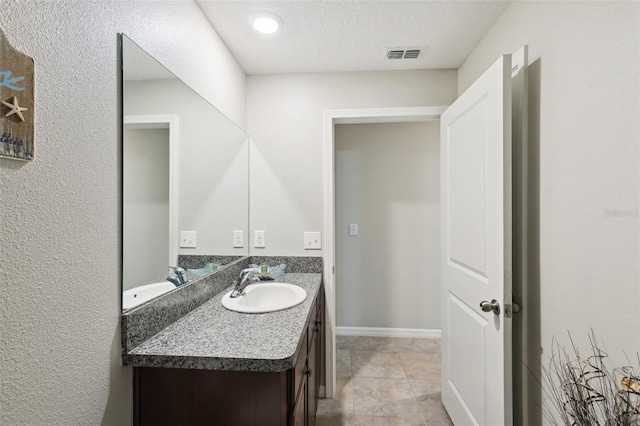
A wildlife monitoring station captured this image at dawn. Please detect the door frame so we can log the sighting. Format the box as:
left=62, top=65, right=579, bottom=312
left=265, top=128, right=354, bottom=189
left=124, top=114, right=180, bottom=268
left=322, top=106, right=448, bottom=397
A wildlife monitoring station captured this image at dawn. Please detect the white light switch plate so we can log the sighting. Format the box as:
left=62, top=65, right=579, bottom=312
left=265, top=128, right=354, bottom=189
left=304, top=232, right=321, bottom=250
left=233, top=230, right=244, bottom=248
left=349, top=224, right=358, bottom=236
left=255, top=230, right=266, bottom=248
left=180, top=231, right=197, bottom=248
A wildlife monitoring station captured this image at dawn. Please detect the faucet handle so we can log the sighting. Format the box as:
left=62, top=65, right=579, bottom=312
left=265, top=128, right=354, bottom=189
left=238, top=267, right=255, bottom=278
left=169, top=266, right=189, bottom=285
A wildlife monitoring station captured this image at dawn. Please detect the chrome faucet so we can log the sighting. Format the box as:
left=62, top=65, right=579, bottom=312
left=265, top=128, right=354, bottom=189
left=168, top=266, right=189, bottom=286
left=230, top=268, right=259, bottom=298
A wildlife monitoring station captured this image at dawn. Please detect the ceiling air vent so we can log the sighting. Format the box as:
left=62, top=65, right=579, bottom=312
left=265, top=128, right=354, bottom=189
left=385, top=46, right=426, bottom=60
left=386, top=50, right=405, bottom=60
left=404, top=50, right=420, bottom=59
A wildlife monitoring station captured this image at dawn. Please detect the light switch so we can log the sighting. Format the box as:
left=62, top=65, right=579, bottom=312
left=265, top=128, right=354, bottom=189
left=349, top=224, right=358, bottom=236
left=304, top=232, right=321, bottom=250
left=255, top=230, right=266, bottom=248
left=180, top=231, right=197, bottom=248
left=233, top=230, right=244, bottom=248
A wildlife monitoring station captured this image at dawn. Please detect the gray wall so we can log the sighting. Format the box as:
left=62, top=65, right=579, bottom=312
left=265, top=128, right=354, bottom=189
left=459, top=2, right=640, bottom=424
left=0, top=1, right=246, bottom=425
left=124, top=79, right=250, bottom=257
left=335, top=122, right=441, bottom=330
left=247, top=70, right=458, bottom=256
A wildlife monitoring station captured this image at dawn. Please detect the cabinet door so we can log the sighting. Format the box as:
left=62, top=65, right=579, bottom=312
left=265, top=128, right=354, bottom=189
left=293, top=330, right=308, bottom=404
left=290, top=379, right=306, bottom=426
left=307, top=328, right=319, bottom=426
left=317, top=286, right=325, bottom=391
left=315, top=293, right=323, bottom=394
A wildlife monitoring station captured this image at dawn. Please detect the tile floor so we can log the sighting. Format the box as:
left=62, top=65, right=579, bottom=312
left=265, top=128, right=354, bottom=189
left=317, top=336, right=453, bottom=426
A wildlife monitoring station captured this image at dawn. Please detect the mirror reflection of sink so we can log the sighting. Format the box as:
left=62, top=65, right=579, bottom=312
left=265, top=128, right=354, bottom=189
left=123, top=282, right=176, bottom=310
left=221, top=282, right=307, bottom=313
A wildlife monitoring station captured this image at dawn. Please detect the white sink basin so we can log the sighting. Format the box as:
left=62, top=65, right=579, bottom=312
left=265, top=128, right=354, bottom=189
left=221, top=282, right=307, bottom=313
left=123, top=281, right=176, bottom=310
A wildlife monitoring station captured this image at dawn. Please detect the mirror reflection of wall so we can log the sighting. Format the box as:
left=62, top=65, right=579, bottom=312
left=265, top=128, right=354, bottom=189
left=123, top=125, right=171, bottom=291
left=121, top=34, right=249, bottom=310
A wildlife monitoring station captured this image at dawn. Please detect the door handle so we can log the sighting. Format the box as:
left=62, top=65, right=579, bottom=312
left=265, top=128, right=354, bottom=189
left=480, top=299, right=500, bottom=315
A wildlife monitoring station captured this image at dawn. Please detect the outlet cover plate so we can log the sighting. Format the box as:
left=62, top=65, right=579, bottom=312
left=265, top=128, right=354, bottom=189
left=233, top=230, right=244, bottom=248
left=255, top=230, right=266, bottom=248
left=304, top=232, right=321, bottom=250
left=180, top=231, right=197, bottom=248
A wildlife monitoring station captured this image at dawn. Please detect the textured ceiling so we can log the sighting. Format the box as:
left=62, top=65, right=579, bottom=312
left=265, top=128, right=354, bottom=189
left=196, top=0, right=511, bottom=75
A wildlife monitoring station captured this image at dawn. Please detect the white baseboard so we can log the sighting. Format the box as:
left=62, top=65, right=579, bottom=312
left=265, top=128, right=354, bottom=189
left=336, top=326, right=441, bottom=339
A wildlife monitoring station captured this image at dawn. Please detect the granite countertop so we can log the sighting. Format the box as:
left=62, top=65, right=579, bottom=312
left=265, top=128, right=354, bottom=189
left=123, top=273, right=322, bottom=372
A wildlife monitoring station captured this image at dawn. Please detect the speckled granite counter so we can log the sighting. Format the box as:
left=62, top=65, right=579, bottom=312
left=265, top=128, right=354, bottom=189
left=123, top=273, right=321, bottom=372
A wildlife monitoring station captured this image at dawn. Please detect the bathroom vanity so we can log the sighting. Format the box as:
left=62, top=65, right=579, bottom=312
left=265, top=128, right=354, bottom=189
left=122, top=269, right=324, bottom=426
left=119, top=34, right=325, bottom=426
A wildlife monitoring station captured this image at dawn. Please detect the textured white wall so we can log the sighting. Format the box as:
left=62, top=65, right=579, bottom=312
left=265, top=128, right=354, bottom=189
left=247, top=70, right=457, bottom=256
left=335, top=122, right=441, bottom=330
left=0, top=1, right=246, bottom=425
left=458, top=2, right=639, bottom=423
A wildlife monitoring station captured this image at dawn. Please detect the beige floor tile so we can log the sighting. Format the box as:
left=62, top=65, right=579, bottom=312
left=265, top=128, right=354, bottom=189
left=355, top=415, right=422, bottom=426
left=407, top=382, right=452, bottom=426
left=349, top=336, right=441, bottom=354
left=418, top=393, right=453, bottom=426
left=398, top=352, right=440, bottom=381
left=336, top=349, right=352, bottom=378
left=323, top=337, right=446, bottom=426
left=318, top=378, right=355, bottom=415
left=316, top=413, right=359, bottom=426
left=352, top=377, right=424, bottom=425
left=404, top=338, right=440, bottom=354
left=349, top=336, right=398, bottom=352
left=408, top=378, right=441, bottom=398
left=336, top=335, right=357, bottom=350
left=351, top=351, right=406, bottom=378
left=381, top=337, right=441, bottom=354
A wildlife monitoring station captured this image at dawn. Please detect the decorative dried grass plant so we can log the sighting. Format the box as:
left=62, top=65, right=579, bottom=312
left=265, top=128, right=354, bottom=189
left=543, top=331, right=640, bottom=425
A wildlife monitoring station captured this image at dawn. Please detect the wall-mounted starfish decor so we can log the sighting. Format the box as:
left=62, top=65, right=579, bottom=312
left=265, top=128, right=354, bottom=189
left=2, top=96, right=28, bottom=121
left=0, top=28, right=34, bottom=161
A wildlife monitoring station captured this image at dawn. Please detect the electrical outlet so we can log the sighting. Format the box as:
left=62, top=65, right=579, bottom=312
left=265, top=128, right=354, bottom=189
left=180, top=231, right=197, bottom=248
left=255, top=230, right=266, bottom=248
left=304, top=232, right=321, bottom=250
left=233, top=230, right=244, bottom=248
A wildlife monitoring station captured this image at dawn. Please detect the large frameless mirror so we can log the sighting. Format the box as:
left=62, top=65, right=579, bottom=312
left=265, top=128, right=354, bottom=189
left=120, top=34, right=249, bottom=311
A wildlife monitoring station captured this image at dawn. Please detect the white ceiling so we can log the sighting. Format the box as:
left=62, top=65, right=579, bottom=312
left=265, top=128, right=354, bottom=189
left=196, top=0, right=511, bottom=75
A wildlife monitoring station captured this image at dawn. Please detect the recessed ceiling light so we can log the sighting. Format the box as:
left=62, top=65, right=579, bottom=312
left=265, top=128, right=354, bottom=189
left=249, top=12, right=283, bottom=34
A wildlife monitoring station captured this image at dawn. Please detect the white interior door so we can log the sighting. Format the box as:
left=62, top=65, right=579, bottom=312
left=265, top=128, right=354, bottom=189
left=440, top=55, right=513, bottom=425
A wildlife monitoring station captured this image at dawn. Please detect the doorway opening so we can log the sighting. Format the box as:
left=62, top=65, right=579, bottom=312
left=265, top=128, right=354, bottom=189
left=323, top=107, right=447, bottom=398
left=123, top=115, right=179, bottom=291
left=334, top=120, right=442, bottom=337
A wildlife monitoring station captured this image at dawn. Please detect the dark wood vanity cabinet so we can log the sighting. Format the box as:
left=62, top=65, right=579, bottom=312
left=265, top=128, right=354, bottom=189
left=133, top=285, right=324, bottom=426
left=289, top=284, right=323, bottom=426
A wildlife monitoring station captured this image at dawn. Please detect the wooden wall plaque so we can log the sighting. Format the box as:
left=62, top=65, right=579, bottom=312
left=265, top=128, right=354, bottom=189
left=0, top=29, right=34, bottom=161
